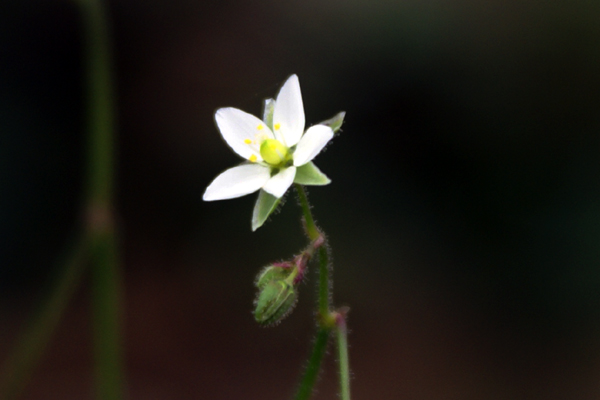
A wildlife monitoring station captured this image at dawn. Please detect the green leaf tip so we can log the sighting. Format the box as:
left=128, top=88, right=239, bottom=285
left=294, top=162, right=331, bottom=186
left=319, top=111, right=346, bottom=133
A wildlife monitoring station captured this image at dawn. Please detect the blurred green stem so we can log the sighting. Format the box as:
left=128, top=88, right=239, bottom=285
left=0, top=237, right=89, bottom=400
left=89, top=222, right=123, bottom=400
left=80, top=0, right=124, bottom=397
left=0, top=0, right=123, bottom=398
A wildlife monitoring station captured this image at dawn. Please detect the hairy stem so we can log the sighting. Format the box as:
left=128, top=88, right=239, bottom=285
left=293, top=329, right=331, bottom=400
left=336, top=315, right=351, bottom=400
left=292, top=184, right=335, bottom=400
left=294, top=184, right=319, bottom=241
left=294, top=184, right=330, bottom=317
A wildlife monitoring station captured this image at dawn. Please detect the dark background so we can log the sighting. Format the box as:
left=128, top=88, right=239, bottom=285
left=1, top=0, right=600, bottom=399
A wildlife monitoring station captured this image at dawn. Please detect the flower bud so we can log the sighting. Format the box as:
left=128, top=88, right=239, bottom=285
left=255, top=264, right=291, bottom=289
left=254, top=280, right=297, bottom=326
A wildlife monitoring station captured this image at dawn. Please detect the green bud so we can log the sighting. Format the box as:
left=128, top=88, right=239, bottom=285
left=254, top=280, right=297, bottom=326
left=255, top=265, right=290, bottom=289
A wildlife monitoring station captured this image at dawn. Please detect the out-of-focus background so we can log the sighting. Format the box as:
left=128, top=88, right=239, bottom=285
left=2, top=0, right=600, bottom=399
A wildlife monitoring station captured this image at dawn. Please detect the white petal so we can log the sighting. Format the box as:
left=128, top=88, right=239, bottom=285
left=273, top=75, right=305, bottom=147
left=215, top=108, right=274, bottom=162
left=262, top=166, right=297, bottom=198
left=292, top=125, right=334, bottom=166
left=203, top=164, right=271, bottom=201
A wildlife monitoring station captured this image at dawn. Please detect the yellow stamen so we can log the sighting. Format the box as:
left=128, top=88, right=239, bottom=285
left=274, top=123, right=281, bottom=130
left=244, top=139, right=252, bottom=144
left=249, top=154, right=257, bottom=162
left=257, top=124, right=264, bottom=130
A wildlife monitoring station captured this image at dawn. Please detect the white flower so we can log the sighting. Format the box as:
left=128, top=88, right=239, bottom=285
left=203, top=75, right=335, bottom=201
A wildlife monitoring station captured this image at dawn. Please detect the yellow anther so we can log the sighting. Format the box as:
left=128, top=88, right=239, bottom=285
left=249, top=154, right=258, bottom=162
left=244, top=139, right=252, bottom=144
left=257, top=124, right=264, bottom=130
left=274, top=123, right=281, bottom=130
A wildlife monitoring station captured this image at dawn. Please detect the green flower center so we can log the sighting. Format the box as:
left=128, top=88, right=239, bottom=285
left=260, top=139, right=289, bottom=165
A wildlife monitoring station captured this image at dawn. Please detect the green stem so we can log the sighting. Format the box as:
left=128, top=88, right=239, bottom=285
left=293, top=329, right=331, bottom=400
left=81, top=0, right=115, bottom=206
left=0, top=237, right=89, bottom=400
left=336, top=316, right=351, bottom=400
left=316, top=246, right=330, bottom=318
left=294, top=184, right=319, bottom=241
left=294, top=184, right=330, bottom=317
left=292, top=185, right=335, bottom=400
left=80, top=0, right=124, bottom=398
left=2, top=1, right=121, bottom=398
left=89, top=226, right=123, bottom=400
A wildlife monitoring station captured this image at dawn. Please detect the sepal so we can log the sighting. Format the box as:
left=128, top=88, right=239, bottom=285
left=293, top=162, right=331, bottom=186
left=318, top=111, right=345, bottom=133
left=255, top=264, right=292, bottom=289
left=252, top=190, right=281, bottom=231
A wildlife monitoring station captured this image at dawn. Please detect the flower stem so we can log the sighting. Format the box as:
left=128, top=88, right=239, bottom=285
left=0, top=237, right=89, bottom=400
left=294, top=184, right=319, bottom=240
left=80, top=0, right=124, bottom=397
left=293, top=184, right=336, bottom=400
left=294, top=184, right=330, bottom=317
left=336, top=315, right=351, bottom=400
left=316, top=247, right=331, bottom=318
left=293, top=329, right=331, bottom=400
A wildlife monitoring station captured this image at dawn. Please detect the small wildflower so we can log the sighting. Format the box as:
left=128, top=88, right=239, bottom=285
left=203, top=75, right=335, bottom=201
